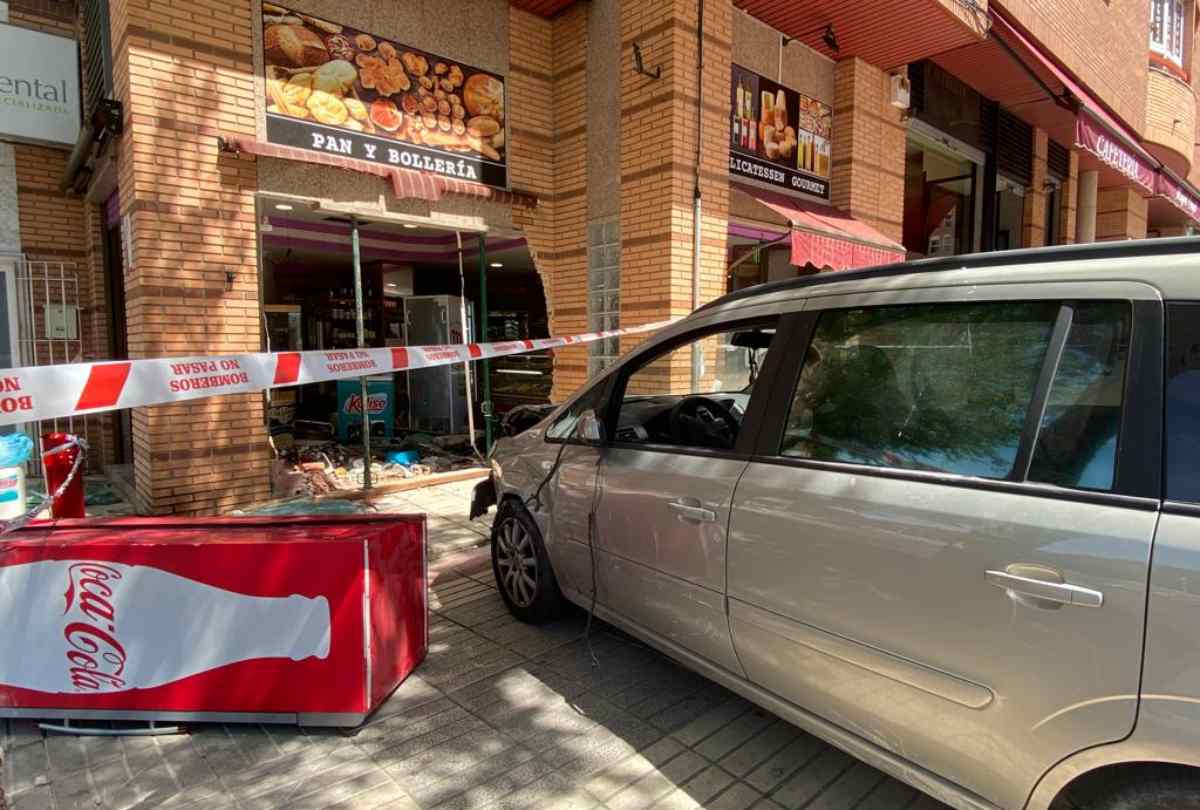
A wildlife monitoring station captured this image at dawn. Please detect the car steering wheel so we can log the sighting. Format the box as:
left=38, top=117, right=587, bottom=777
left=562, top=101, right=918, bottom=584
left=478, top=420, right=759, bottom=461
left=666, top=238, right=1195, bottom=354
left=668, top=396, right=739, bottom=450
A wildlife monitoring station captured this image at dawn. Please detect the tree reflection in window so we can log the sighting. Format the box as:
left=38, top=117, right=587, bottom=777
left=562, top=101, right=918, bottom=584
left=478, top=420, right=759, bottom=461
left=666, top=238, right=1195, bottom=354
left=781, top=302, right=1058, bottom=479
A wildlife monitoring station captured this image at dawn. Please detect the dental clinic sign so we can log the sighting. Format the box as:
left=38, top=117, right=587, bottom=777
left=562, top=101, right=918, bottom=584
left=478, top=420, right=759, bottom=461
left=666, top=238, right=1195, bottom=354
left=0, top=23, right=80, bottom=146
left=1074, top=112, right=1155, bottom=194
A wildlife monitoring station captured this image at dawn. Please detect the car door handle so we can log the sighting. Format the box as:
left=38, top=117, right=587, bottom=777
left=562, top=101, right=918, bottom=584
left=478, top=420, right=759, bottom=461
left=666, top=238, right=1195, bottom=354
left=985, top=570, right=1104, bottom=608
left=668, top=500, right=717, bottom=523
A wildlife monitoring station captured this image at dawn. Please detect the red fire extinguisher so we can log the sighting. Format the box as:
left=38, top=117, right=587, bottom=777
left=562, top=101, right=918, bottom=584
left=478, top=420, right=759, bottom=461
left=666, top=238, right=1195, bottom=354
left=41, top=433, right=85, bottom=519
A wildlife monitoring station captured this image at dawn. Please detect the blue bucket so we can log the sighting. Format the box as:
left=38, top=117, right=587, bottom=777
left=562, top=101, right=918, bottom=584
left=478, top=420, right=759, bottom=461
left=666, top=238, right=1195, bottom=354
left=385, top=449, right=419, bottom=466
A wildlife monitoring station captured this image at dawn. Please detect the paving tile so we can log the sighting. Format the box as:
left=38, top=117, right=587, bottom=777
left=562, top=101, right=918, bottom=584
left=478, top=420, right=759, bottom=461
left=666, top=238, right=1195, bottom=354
left=2, top=721, right=43, bottom=753
left=743, top=733, right=826, bottom=795
left=487, top=770, right=598, bottom=810
left=606, top=750, right=708, bottom=810
left=8, top=784, right=54, bottom=810
left=854, top=775, right=920, bottom=809
left=651, top=764, right=737, bottom=810
left=583, top=737, right=685, bottom=802
left=43, top=735, right=89, bottom=775
left=705, top=781, right=767, bottom=810
left=804, top=761, right=887, bottom=810
left=909, top=793, right=953, bottom=810
left=770, top=747, right=855, bottom=809
left=237, top=756, right=383, bottom=810
left=670, top=698, right=754, bottom=748
left=322, top=779, right=418, bottom=810
left=718, top=720, right=805, bottom=778
left=409, top=740, right=538, bottom=807
left=3, top=740, right=50, bottom=796
left=694, top=707, right=776, bottom=762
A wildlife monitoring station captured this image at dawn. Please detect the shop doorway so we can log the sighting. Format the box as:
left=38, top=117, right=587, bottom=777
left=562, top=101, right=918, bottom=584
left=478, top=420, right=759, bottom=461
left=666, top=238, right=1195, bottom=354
left=258, top=207, right=550, bottom=457
left=994, top=175, right=1026, bottom=251
left=903, top=125, right=983, bottom=259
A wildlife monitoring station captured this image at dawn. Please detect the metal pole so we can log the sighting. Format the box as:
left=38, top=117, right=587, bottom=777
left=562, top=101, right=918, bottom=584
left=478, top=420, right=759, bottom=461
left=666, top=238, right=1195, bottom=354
left=457, top=232, right=479, bottom=457
left=352, top=218, right=371, bottom=491
left=478, top=236, right=492, bottom=452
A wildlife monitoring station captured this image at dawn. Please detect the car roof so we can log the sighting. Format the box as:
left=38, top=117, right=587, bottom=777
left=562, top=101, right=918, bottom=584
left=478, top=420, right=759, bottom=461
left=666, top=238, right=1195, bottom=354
left=700, top=236, right=1200, bottom=316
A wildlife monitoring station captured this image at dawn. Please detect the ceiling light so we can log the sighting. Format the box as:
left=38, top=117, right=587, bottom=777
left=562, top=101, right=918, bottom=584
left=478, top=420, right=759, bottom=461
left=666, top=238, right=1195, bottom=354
left=386, top=283, right=398, bottom=288
left=497, top=368, right=542, bottom=376
left=274, top=203, right=294, bottom=211
left=402, top=224, right=418, bottom=229
left=489, top=262, right=503, bottom=268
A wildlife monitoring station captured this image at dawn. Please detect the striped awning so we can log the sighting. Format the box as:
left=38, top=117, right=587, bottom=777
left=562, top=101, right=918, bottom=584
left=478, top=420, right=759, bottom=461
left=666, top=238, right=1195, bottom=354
left=734, top=183, right=905, bottom=271
left=216, top=135, right=538, bottom=209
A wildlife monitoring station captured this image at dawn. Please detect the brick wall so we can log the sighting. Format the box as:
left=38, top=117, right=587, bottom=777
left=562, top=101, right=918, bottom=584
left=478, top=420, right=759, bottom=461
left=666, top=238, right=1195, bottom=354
left=1022, top=128, right=1048, bottom=247
left=8, top=4, right=117, bottom=471
left=1095, top=186, right=1148, bottom=241
left=617, top=0, right=733, bottom=391
left=508, top=5, right=593, bottom=402
left=1059, top=149, right=1078, bottom=244
left=831, top=57, right=905, bottom=244
left=109, top=0, right=269, bottom=514
left=995, top=0, right=1147, bottom=134
left=1144, top=69, right=1195, bottom=172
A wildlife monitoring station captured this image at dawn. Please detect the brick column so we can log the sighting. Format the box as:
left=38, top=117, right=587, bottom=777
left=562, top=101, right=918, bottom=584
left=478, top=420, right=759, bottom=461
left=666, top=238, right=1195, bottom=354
left=110, top=0, right=269, bottom=514
left=1095, top=187, right=1149, bottom=241
left=1022, top=128, right=1048, bottom=247
left=616, top=0, right=732, bottom=388
left=831, top=58, right=906, bottom=244
left=1059, top=150, right=1079, bottom=244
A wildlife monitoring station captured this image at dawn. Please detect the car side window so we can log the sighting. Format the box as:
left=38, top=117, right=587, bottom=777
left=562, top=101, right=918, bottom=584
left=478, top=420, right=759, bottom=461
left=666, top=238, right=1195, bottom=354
left=780, top=301, right=1059, bottom=479
left=545, top=383, right=607, bottom=441
left=614, top=323, right=776, bottom=451
left=1167, top=302, right=1200, bottom=502
left=1027, top=302, right=1130, bottom=491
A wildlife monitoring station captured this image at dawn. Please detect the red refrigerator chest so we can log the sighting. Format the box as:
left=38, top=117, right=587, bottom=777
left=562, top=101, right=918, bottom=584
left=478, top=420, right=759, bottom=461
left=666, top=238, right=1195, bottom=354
left=0, top=515, right=427, bottom=727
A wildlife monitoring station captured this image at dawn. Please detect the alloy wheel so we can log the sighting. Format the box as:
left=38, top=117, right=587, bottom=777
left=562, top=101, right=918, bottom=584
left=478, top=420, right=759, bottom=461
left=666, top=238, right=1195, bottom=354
left=496, top=517, right=538, bottom=608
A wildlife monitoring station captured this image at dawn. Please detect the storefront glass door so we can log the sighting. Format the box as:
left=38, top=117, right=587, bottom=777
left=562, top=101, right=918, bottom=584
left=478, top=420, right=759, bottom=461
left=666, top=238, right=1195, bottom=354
left=903, top=129, right=981, bottom=259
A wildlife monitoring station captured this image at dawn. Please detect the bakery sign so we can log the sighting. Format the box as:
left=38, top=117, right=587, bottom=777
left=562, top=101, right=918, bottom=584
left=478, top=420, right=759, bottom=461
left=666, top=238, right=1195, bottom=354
left=729, top=64, right=831, bottom=200
left=261, top=4, right=507, bottom=188
left=0, top=23, right=80, bottom=146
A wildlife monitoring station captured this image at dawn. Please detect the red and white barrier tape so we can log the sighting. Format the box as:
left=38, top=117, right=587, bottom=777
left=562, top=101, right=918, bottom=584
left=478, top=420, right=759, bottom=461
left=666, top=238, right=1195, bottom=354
left=0, top=320, right=674, bottom=426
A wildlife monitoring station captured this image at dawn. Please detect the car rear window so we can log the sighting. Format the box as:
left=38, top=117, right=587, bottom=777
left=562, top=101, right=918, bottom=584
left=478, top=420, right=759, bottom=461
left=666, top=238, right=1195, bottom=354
left=1167, top=303, right=1200, bottom=503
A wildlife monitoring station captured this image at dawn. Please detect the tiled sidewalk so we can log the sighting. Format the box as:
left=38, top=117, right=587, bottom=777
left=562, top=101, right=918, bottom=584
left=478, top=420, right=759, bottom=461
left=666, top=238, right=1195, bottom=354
left=1, top=547, right=951, bottom=810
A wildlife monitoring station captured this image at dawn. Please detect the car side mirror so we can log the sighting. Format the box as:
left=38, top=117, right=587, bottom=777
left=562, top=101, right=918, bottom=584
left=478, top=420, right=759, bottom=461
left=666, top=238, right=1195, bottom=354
left=576, top=409, right=606, bottom=445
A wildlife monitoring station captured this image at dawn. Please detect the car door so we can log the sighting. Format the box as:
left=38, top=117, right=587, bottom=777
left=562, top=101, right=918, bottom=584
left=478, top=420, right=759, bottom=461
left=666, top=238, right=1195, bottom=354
left=726, top=283, right=1162, bottom=810
left=592, top=315, right=783, bottom=675
left=539, top=380, right=612, bottom=598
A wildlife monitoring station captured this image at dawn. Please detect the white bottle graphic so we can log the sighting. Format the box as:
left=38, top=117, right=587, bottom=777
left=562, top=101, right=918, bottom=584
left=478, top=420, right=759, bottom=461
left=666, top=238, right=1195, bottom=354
left=0, top=560, right=331, bottom=694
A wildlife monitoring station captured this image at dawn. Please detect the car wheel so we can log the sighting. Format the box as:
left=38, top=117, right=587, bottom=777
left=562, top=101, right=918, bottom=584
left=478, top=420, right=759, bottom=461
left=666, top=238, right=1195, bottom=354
left=491, top=500, right=564, bottom=624
left=1060, top=768, right=1200, bottom=810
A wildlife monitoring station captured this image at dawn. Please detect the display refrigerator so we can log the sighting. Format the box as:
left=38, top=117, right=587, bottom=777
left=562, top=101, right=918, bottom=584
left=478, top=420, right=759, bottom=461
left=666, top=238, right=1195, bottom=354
left=0, top=515, right=427, bottom=727
left=403, top=295, right=474, bottom=435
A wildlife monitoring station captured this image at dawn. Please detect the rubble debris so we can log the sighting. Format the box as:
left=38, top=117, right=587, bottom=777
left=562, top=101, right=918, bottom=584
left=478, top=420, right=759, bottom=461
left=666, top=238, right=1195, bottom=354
left=268, top=436, right=482, bottom=500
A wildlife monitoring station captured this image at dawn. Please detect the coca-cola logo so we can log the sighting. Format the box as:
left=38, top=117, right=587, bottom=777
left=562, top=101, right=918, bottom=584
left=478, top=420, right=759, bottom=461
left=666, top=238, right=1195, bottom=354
left=62, top=563, right=127, bottom=691
left=343, top=393, right=388, bottom=415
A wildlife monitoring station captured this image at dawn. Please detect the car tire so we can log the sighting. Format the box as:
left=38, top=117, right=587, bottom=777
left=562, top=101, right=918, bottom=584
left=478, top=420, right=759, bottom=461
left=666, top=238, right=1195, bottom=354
left=491, top=499, right=564, bottom=624
left=1061, top=768, right=1200, bottom=810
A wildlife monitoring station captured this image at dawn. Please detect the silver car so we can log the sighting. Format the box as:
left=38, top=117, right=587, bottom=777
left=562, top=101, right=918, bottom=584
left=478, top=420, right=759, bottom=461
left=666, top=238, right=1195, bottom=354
left=472, top=238, right=1200, bottom=810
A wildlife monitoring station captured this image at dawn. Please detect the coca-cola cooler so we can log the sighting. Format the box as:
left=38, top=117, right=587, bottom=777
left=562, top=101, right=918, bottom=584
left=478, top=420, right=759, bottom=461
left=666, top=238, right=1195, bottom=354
left=0, top=515, right=427, bottom=727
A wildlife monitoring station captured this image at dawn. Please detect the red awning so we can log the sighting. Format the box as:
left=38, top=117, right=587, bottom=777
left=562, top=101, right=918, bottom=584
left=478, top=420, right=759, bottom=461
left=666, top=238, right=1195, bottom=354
left=735, top=184, right=905, bottom=271
left=216, top=135, right=537, bottom=208
left=938, top=11, right=1200, bottom=226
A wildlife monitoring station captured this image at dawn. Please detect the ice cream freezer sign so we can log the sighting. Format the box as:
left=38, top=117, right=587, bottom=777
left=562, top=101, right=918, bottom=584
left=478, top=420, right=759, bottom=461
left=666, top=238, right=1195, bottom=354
left=260, top=3, right=507, bottom=187
left=729, top=64, right=831, bottom=200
